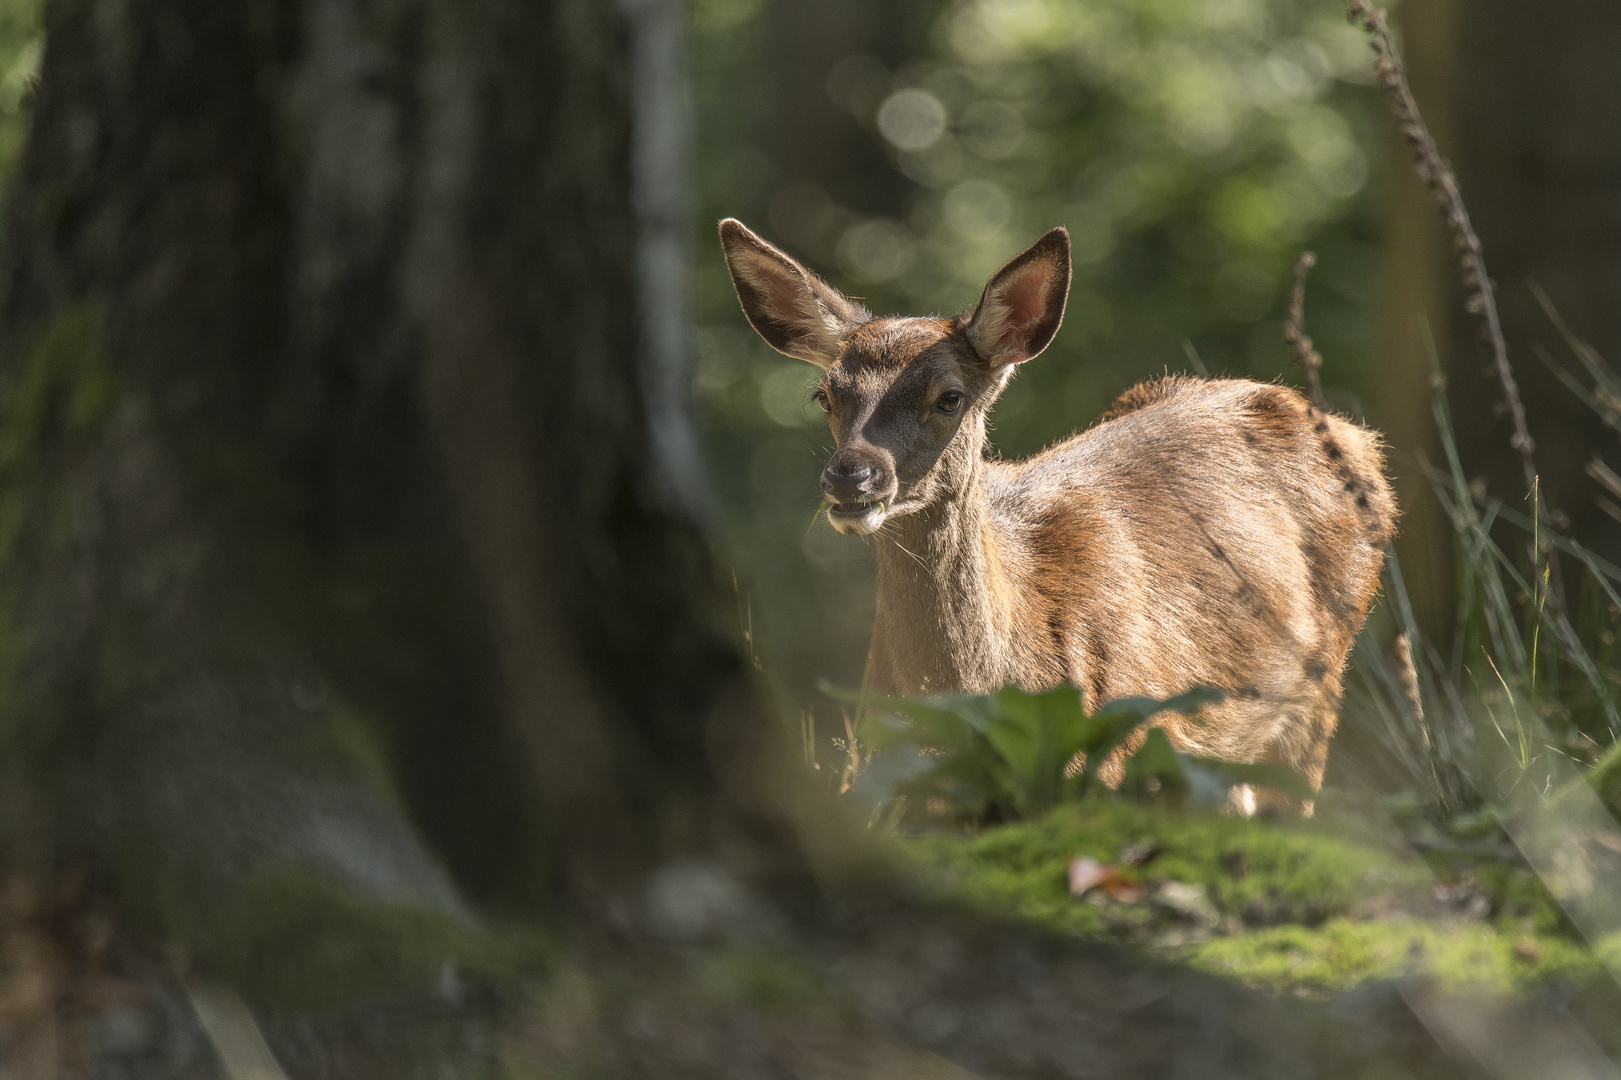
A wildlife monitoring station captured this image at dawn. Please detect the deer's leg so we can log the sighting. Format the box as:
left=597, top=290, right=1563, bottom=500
left=1253, top=699, right=1338, bottom=817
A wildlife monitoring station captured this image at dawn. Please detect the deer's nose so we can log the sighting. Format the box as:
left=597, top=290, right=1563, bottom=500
left=822, top=460, right=885, bottom=501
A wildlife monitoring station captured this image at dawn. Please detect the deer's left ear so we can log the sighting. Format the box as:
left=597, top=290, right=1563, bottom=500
left=963, top=227, right=1071, bottom=367
left=718, top=218, right=870, bottom=369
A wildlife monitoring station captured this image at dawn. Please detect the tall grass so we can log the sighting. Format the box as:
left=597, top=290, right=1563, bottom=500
left=1345, top=325, right=1621, bottom=821
left=1336, top=0, right=1621, bottom=823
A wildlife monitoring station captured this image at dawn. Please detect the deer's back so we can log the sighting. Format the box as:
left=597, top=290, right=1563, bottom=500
left=985, top=376, right=1394, bottom=763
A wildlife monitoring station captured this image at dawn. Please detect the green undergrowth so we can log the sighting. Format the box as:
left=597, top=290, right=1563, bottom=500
left=906, top=800, right=1610, bottom=995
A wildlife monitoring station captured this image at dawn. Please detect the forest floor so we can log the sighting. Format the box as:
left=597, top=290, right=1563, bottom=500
left=907, top=797, right=1616, bottom=996
left=8, top=797, right=1620, bottom=1078
left=490, top=796, right=1621, bottom=1079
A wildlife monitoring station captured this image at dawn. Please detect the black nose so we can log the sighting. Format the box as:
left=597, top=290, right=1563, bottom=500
left=828, top=462, right=872, bottom=485
left=822, top=460, right=880, bottom=500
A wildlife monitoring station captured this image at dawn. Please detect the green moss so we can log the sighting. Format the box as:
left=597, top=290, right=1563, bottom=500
left=108, top=827, right=544, bottom=1015
left=1191, top=919, right=1601, bottom=992
left=910, top=800, right=1423, bottom=937
left=0, top=304, right=121, bottom=765
left=0, top=304, right=115, bottom=471
left=277, top=697, right=404, bottom=805
left=907, top=800, right=1600, bottom=994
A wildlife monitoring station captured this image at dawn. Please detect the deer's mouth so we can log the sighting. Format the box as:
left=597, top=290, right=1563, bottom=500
left=827, top=499, right=886, bottom=535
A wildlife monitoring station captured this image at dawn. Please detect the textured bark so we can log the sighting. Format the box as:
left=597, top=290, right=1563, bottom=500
left=1369, top=0, right=1621, bottom=637
left=0, top=0, right=776, bottom=972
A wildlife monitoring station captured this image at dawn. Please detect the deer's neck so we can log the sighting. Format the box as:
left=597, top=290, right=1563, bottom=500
left=869, top=458, right=1020, bottom=696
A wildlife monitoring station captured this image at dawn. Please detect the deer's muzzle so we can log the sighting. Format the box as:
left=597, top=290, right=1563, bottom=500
left=822, top=451, right=894, bottom=536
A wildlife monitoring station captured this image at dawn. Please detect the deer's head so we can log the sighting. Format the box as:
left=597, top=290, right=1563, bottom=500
left=720, top=219, right=1071, bottom=535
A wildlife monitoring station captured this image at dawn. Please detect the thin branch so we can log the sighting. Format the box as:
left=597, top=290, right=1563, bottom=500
left=1345, top=1, right=1541, bottom=510
left=1283, top=251, right=1327, bottom=410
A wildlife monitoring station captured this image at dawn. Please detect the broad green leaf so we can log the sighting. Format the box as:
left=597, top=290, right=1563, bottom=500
left=990, top=684, right=1100, bottom=811
left=1121, top=727, right=1183, bottom=789
left=822, top=682, right=998, bottom=753
left=826, top=681, right=1231, bottom=821
left=1089, top=686, right=1224, bottom=775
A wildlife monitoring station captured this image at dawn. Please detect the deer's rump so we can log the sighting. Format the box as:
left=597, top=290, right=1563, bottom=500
left=989, top=377, right=1395, bottom=781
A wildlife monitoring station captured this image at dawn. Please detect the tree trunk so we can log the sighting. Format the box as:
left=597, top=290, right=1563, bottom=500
left=1369, top=0, right=1460, bottom=642
left=0, top=0, right=803, bottom=1019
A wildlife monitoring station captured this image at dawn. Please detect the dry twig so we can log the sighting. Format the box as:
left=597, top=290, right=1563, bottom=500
left=1393, top=631, right=1425, bottom=729
left=1284, top=251, right=1327, bottom=410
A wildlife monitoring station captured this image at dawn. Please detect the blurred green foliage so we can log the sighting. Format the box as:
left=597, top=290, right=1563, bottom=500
left=692, top=0, right=1388, bottom=729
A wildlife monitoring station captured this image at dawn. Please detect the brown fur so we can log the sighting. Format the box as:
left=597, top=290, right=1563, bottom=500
left=719, top=219, right=1397, bottom=801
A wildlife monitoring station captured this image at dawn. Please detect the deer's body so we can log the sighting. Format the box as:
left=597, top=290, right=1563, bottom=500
left=869, top=372, right=1392, bottom=787
left=719, top=220, right=1396, bottom=797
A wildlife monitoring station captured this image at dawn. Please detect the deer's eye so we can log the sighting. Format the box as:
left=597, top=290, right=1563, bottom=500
left=936, top=390, right=964, bottom=414
left=812, top=388, right=831, bottom=413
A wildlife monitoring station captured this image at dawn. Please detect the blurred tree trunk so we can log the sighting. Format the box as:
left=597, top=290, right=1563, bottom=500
left=751, top=0, right=921, bottom=274
left=1370, top=0, right=1459, bottom=643
left=764, top=0, right=912, bottom=219
left=0, top=0, right=802, bottom=1035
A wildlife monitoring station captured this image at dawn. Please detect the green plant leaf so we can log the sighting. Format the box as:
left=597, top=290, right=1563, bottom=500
left=1119, top=723, right=1316, bottom=809
left=823, top=681, right=1230, bottom=821
left=1120, top=727, right=1186, bottom=802
left=1088, top=686, right=1223, bottom=772
left=983, top=685, right=1092, bottom=813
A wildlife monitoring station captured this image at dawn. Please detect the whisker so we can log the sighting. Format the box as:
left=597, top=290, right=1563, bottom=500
left=879, top=522, right=929, bottom=571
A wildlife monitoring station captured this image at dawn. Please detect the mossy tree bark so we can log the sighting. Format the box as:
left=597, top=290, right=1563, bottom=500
left=0, top=0, right=802, bottom=1011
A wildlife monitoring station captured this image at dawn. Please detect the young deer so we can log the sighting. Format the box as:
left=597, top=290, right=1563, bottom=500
left=719, top=219, right=1396, bottom=801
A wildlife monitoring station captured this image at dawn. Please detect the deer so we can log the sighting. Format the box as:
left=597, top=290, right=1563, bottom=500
left=718, top=218, right=1397, bottom=807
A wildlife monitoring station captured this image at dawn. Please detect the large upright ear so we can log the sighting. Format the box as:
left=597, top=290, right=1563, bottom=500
left=963, top=227, right=1071, bottom=367
left=718, top=219, right=870, bottom=368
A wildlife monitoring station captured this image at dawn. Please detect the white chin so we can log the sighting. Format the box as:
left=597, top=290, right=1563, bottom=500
left=829, top=505, right=886, bottom=536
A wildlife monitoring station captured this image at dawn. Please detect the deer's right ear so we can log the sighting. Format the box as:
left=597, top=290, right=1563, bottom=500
left=719, top=219, right=869, bottom=369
